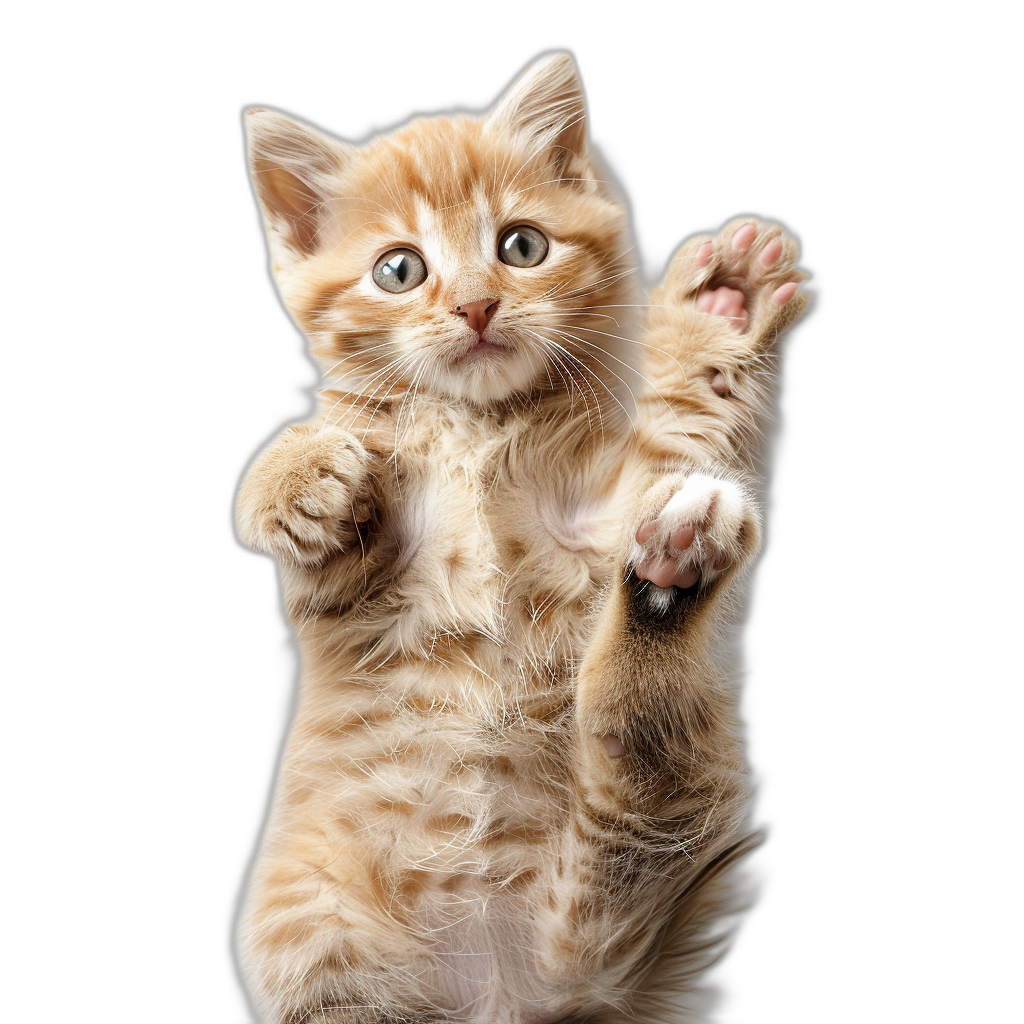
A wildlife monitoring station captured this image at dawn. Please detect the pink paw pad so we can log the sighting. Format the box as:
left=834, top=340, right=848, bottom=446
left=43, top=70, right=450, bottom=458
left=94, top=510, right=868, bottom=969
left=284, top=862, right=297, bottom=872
left=688, top=220, right=801, bottom=338
left=601, top=734, right=626, bottom=757
left=631, top=475, right=754, bottom=601
left=635, top=521, right=699, bottom=589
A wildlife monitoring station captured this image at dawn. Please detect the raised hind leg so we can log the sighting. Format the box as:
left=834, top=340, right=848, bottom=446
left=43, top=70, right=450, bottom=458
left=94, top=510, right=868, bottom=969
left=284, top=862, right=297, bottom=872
left=557, top=220, right=808, bottom=1012
left=538, top=459, right=762, bottom=1014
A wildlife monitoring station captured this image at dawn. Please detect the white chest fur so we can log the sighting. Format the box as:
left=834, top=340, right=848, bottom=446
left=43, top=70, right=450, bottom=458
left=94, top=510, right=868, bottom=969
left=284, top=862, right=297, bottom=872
left=374, top=412, right=619, bottom=659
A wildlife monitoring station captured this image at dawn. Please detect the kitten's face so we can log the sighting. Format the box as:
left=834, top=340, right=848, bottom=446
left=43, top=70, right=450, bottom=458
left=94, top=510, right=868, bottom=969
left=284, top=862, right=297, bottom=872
left=291, top=120, right=631, bottom=406
left=248, top=55, right=638, bottom=407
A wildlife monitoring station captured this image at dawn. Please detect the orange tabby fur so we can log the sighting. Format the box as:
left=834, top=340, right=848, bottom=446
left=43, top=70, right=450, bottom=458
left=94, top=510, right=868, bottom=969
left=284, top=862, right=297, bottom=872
left=235, top=53, right=808, bottom=1024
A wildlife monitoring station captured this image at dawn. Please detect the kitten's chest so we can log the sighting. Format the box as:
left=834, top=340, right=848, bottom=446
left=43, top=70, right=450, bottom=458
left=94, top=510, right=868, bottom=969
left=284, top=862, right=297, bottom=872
left=382, top=425, right=618, bottom=656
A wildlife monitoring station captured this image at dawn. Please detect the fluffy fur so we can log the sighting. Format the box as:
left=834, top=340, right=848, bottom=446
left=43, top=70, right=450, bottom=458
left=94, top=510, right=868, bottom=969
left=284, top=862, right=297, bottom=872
left=235, top=53, right=807, bottom=1024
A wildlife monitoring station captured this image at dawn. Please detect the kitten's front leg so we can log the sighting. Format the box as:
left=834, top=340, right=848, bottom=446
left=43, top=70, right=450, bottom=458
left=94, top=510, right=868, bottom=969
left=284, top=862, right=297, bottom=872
left=641, top=218, right=808, bottom=475
left=236, top=424, right=387, bottom=620
left=671, top=218, right=808, bottom=350
left=236, top=424, right=376, bottom=567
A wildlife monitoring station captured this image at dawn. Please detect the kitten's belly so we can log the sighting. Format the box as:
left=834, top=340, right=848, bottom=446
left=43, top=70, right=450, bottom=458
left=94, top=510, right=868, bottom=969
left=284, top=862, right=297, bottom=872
left=386, top=718, right=567, bottom=1020
left=290, top=644, right=579, bottom=1021
left=415, top=866, right=573, bottom=1024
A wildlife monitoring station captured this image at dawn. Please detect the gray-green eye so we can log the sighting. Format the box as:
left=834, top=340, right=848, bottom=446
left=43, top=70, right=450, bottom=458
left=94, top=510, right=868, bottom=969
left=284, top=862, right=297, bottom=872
left=498, top=225, right=548, bottom=268
left=372, top=249, right=427, bottom=293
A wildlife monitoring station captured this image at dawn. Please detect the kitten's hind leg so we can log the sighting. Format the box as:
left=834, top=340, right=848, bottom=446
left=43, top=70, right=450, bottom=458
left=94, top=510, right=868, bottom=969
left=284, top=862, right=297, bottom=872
left=575, top=467, right=759, bottom=821
left=558, top=469, right=759, bottom=1002
left=630, top=470, right=760, bottom=600
left=239, top=829, right=436, bottom=1024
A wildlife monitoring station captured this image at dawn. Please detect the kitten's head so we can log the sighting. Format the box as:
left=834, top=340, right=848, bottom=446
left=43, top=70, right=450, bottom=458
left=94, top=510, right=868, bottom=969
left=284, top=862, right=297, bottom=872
left=246, top=54, right=638, bottom=408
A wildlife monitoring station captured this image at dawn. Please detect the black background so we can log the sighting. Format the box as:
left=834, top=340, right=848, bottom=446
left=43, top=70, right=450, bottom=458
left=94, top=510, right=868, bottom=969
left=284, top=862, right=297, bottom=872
left=201, top=36, right=847, bottom=1019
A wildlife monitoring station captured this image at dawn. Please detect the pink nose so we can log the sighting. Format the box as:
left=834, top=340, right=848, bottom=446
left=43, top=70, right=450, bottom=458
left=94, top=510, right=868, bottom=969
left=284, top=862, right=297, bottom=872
left=451, top=298, right=499, bottom=336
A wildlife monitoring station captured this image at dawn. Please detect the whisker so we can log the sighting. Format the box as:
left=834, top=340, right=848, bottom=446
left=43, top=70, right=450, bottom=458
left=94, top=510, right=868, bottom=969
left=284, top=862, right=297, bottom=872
left=520, top=329, right=614, bottom=438
left=549, top=350, right=604, bottom=440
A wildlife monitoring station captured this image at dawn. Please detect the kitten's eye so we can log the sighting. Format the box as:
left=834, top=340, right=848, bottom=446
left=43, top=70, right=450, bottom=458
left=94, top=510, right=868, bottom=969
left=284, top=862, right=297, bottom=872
left=372, top=249, right=428, bottom=293
left=498, top=225, right=549, bottom=268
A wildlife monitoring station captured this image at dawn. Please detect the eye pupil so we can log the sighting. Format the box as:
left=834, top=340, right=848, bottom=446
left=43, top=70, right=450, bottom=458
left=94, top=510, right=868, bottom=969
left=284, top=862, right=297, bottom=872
left=387, top=257, right=405, bottom=281
left=508, top=236, right=526, bottom=258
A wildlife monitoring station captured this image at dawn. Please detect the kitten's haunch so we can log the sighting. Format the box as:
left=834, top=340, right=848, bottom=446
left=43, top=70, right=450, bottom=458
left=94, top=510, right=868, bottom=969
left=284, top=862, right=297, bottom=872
left=235, top=52, right=807, bottom=1024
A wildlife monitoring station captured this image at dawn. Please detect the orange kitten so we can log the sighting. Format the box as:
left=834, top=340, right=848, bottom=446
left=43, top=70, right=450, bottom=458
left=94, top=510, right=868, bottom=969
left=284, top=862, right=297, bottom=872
left=235, top=53, right=807, bottom=1024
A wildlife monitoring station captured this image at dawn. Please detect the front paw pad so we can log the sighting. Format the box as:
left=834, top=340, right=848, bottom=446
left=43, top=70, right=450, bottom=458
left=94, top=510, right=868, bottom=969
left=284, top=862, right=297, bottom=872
left=631, top=474, right=759, bottom=607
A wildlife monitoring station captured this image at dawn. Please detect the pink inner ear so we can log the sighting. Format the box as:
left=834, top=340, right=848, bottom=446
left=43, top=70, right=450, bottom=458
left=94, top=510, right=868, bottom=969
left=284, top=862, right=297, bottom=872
left=257, top=165, right=322, bottom=253
left=247, top=110, right=347, bottom=256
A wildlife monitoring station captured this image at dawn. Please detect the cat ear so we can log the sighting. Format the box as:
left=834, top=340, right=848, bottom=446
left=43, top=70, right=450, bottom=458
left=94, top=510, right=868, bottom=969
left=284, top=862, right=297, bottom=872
left=245, top=109, right=347, bottom=256
left=486, top=53, right=588, bottom=173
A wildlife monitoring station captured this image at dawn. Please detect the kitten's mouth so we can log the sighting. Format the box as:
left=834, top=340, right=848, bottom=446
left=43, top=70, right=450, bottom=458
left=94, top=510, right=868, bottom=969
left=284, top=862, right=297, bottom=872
left=463, top=337, right=506, bottom=358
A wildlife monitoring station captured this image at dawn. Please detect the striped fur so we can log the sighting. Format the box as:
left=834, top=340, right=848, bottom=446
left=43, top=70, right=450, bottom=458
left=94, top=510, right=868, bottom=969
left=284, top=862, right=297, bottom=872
left=235, top=53, right=807, bottom=1024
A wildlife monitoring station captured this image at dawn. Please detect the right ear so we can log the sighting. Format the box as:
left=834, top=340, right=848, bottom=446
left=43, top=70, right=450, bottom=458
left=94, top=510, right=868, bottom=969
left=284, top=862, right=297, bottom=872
left=486, top=53, right=588, bottom=177
left=245, top=109, right=348, bottom=256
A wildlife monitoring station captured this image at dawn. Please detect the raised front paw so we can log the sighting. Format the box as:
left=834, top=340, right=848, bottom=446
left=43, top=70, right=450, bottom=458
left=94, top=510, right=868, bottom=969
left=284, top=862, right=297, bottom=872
left=664, top=217, right=807, bottom=359
left=236, top=425, right=372, bottom=566
left=630, top=473, right=761, bottom=611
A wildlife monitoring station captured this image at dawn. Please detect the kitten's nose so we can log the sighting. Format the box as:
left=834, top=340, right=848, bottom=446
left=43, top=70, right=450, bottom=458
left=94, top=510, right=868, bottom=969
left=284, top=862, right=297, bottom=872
left=451, top=298, right=499, bottom=337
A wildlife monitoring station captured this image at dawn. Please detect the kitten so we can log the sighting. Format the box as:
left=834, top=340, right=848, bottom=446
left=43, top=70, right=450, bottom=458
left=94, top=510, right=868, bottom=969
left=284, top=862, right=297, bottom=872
left=235, top=52, right=807, bottom=1024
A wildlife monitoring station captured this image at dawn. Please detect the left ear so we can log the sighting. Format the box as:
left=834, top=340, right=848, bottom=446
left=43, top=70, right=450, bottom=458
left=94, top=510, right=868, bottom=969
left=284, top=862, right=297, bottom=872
left=245, top=108, right=348, bottom=257
left=486, top=52, right=588, bottom=174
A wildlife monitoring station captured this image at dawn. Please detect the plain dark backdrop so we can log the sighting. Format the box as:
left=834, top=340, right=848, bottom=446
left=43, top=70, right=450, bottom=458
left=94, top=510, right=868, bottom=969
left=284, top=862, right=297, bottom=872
left=201, top=39, right=847, bottom=1024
